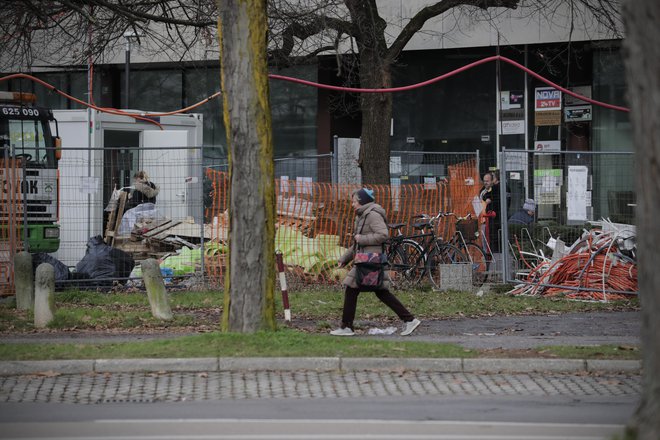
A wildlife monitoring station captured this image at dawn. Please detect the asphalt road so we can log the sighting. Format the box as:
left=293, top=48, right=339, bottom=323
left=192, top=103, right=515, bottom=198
left=0, top=395, right=636, bottom=439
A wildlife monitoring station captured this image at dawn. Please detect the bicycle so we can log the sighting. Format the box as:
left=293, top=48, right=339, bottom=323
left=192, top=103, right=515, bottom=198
left=438, top=213, right=490, bottom=287
left=386, top=213, right=466, bottom=289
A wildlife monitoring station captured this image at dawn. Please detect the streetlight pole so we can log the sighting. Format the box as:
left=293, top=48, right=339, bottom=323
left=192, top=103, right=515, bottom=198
left=124, top=36, right=131, bottom=108
left=123, top=30, right=140, bottom=109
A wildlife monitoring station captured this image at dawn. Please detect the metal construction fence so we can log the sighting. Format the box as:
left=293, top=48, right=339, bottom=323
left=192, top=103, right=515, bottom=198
left=499, top=149, right=637, bottom=301
left=2, top=147, right=482, bottom=293
left=206, top=153, right=336, bottom=183
left=1, top=145, right=206, bottom=294
left=2, top=145, right=638, bottom=300
left=205, top=157, right=481, bottom=288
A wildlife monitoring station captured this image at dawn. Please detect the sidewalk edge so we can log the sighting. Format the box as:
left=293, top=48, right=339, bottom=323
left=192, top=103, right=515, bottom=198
left=0, top=357, right=642, bottom=376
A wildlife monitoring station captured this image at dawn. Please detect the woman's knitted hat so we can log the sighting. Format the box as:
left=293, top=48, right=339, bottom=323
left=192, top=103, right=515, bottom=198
left=355, top=188, right=375, bottom=205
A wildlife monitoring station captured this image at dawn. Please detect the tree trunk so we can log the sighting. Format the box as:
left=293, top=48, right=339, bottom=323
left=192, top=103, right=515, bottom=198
left=622, top=1, right=660, bottom=438
left=346, top=0, right=392, bottom=185
left=359, top=60, right=393, bottom=185
left=217, top=0, right=277, bottom=332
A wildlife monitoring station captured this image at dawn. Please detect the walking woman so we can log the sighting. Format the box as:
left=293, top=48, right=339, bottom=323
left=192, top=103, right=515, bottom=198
left=330, top=188, right=421, bottom=336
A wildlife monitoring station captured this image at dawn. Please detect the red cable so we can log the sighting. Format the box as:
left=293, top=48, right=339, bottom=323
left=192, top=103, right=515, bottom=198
left=269, top=55, right=630, bottom=113
left=1, top=73, right=163, bottom=128
left=2, top=54, right=629, bottom=124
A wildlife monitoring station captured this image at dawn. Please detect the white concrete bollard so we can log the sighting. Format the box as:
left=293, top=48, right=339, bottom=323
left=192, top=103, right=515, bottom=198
left=34, top=263, right=56, bottom=328
left=141, top=258, right=173, bottom=320
left=13, top=251, right=34, bottom=310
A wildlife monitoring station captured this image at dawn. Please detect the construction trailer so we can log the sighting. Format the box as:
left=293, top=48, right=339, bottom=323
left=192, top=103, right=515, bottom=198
left=50, top=109, right=204, bottom=266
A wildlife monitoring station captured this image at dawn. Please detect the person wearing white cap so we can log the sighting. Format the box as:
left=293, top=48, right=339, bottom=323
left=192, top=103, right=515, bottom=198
left=508, top=198, right=536, bottom=225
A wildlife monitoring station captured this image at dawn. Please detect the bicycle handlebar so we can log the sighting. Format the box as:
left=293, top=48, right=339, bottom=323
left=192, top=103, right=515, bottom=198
left=416, top=211, right=473, bottom=226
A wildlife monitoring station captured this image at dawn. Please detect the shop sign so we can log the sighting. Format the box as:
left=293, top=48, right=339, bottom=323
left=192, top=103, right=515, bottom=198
left=565, top=85, right=592, bottom=106
left=564, top=105, right=592, bottom=122
left=534, top=140, right=561, bottom=152
left=498, top=120, right=525, bottom=135
left=535, top=87, right=562, bottom=111
left=535, top=110, right=562, bottom=126
left=501, top=108, right=524, bottom=121
left=501, top=90, right=524, bottom=110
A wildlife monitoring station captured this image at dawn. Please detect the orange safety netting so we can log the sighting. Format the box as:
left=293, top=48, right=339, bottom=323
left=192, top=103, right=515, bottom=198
left=203, top=159, right=480, bottom=285
left=0, top=159, right=24, bottom=296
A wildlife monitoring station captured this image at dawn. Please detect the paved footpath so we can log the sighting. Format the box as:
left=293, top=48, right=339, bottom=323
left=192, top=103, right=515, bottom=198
left=0, top=368, right=641, bottom=404
left=0, top=356, right=642, bottom=404
left=0, top=311, right=642, bottom=405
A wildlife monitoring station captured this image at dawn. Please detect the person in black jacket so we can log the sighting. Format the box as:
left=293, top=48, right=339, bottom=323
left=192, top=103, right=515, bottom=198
left=126, top=170, right=159, bottom=210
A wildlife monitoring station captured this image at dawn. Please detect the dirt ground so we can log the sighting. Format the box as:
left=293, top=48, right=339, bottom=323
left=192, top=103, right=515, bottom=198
left=2, top=310, right=640, bottom=352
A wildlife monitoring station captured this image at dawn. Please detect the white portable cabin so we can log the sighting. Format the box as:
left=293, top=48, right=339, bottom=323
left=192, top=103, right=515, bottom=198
left=50, top=109, right=204, bottom=265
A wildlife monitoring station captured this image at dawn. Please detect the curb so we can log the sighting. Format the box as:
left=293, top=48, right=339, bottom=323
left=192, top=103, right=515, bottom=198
left=0, top=357, right=641, bottom=376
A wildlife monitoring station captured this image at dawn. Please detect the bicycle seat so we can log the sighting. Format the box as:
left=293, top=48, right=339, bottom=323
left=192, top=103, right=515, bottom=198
left=387, top=222, right=406, bottom=229
left=412, top=221, right=431, bottom=230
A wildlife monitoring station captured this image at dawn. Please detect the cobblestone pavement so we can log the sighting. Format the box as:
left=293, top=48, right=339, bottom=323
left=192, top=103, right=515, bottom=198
left=0, top=371, right=640, bottom=404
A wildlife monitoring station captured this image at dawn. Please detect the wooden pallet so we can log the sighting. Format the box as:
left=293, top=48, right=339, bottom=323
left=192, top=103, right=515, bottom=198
left=104, top=191, right=128, bottom=247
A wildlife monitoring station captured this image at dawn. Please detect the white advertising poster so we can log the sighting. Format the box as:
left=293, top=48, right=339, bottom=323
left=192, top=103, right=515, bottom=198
left=296, top=176, right=313, bottom=195
left=567, top=166, right=589, bottom=221
left=503, top=151, right=528, bottom=172
left=498, top=120, right=525, bottom=135
left=534, top=169, right=562, bottom=205
left=389, top=156, right=402, bottom=174
left=337, top=137, right=361, bottom=185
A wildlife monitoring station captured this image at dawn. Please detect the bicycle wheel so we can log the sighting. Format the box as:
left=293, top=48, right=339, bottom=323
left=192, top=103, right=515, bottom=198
left=463, top=242, right=490, bottom=286
left=386, top=239, right=425, bottom=290
left=426, top=243, right=466, bottom=290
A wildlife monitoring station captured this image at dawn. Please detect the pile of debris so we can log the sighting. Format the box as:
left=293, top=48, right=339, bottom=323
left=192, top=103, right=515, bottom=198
left=510, top=220, right=637, bottom=301
left=113, top=216, right=211, bottom=260
left=104, top=190, right=212, bottom=261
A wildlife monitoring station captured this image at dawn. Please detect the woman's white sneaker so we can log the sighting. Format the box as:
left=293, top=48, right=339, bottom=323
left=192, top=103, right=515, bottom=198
left=401, top=319, right=421, bottom=336
left=330, top=327, right=355, bottom=336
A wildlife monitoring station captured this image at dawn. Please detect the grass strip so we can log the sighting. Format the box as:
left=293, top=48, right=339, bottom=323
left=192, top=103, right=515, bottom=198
left=0, top=329, right=474, bottom=361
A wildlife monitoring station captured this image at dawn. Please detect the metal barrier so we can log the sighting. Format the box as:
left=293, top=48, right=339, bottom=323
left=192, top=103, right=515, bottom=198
left=500, top=149, right=637, bottom=301
left=206, top=153, right=335, bottom=183
left=1, top=145, right=206, bottom=292
left=391, top=150, right=480, bottom=186
left=205, top=156, right=482, bottom=289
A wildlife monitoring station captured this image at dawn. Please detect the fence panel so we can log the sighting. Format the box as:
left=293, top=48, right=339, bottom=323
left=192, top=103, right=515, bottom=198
left=206, top=153, right=335, bottom=183
left=0, top=146, right=206, bottom=291
left=500, top=149, right=637, bottom=301
left=205, top=156, right=481, bottom=289
left=3, top=149, right=483, bottom=293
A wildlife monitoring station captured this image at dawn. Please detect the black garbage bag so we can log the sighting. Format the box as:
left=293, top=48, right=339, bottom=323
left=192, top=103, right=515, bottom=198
left=110, top=247, right=135, bottom=280
left=32, top=253, right=71, bottom=282
left=73, top=236, right=135, bottom=288
left=75, top=236, right=116, bottom=280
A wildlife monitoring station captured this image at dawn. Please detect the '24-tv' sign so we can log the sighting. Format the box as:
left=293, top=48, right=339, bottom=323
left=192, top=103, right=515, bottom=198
left=535, top=87, right=562, bottom=111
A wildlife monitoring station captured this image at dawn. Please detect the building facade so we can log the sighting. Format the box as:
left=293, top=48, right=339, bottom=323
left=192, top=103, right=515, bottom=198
left=0, top=2, right=632, bottom=220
